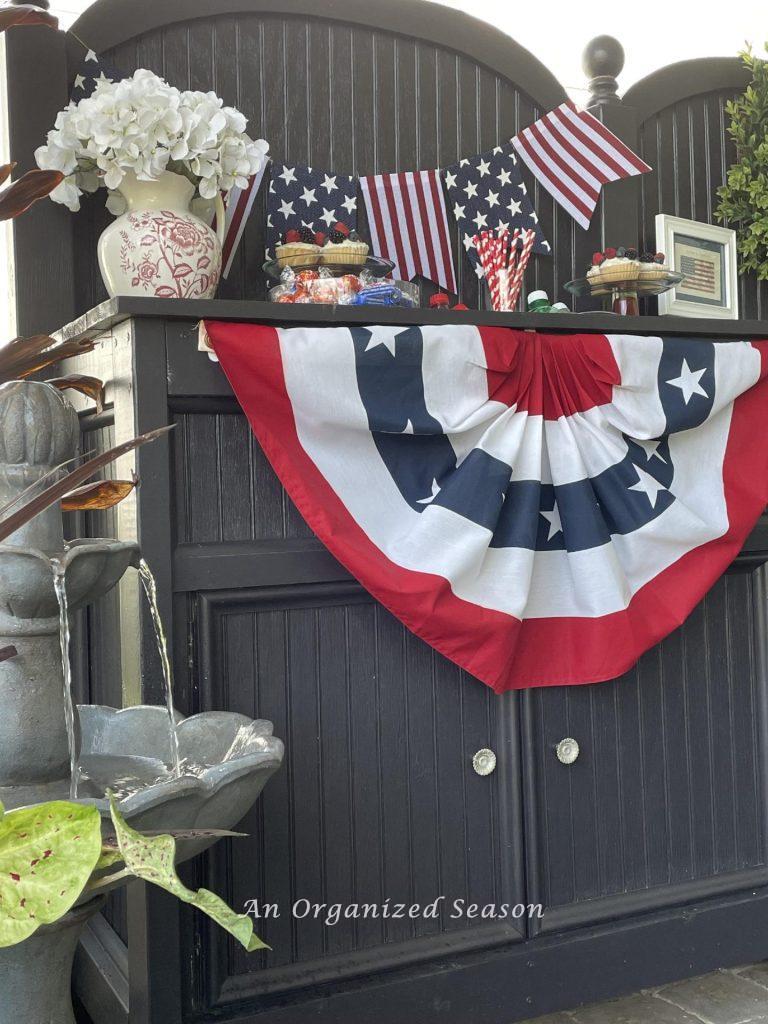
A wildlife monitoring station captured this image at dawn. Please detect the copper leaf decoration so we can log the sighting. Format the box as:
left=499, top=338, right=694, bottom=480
left=0, top=426, right=173, bottom=543
left=0, top=335, right=96, bottom=385
left=48, top=374, right=105, bottom=414
left=0, top=169, right=64, bottom=221
left=61, top=478, right=137, bottom=512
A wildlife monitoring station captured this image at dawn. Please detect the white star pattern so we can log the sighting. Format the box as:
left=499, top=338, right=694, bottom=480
left=321, top=174, right=338, bottom=194
left=300, top=187, right=316, bottom=206
left=463, top=233, right=474, bottom=251
left=540, top=503, right=563, bottom=541
left=402, top=419, right=414, bottom=434
left=635, top=439, right=667, bottom=464
left=507, top=198, right=522, bottom=216
left=477, top=158, right=491, bottom=177
left=497, top=219, right=510, bottom=233
left=417, top=479, right=441, bottom=505
left=279, top=166, right=297, bottom=186
left=74, top=74, right=85, bottom=90
left=666, top=359, right=708, bottom=404
left=497, top=168, right=512, bottom=187
left=341, top=195, right=357, bottom=214
left=445, top=171, right=458, bottom=189
left=319, top=207, right=337, bottom=226
left=472, top=211, right=488, bottom=230
left=464, top=181, right=478, bottom=199
left=278, top=199, right=295, bottom=219
left=85, top=49, right=98, bottom=62
left=486, top=190, right=500, bottom=208
left=459, top=158, right=470, bottom=167
left=629, top=466, right=667, bottom=508
left=453, top=203, right=466, bottom=220
left=492, top=146, right=503, bottom=155
left=529, top=211, right=538, bottom=223
left=364, top=329, right=405, bottom=356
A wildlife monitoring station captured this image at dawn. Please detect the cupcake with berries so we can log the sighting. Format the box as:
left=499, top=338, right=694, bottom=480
left=322, top=222, right=369, bottom=267
left=638, top=251, right=668, bottom=282
left=275, top=226, right=321, bottom=269
left=588, top=246, right=640, bottom=288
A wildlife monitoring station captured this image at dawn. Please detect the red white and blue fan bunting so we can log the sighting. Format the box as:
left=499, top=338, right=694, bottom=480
left=205, top=322, right=768, bottom=692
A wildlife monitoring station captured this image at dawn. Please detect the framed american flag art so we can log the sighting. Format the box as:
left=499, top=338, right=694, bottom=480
left=655, top=214, right=739, bottom=319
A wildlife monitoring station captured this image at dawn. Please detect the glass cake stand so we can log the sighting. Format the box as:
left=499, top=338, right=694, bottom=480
left=564, top=271, right=684, bottom=315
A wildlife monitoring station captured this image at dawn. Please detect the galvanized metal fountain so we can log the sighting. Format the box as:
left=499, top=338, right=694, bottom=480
left=0, top=380, right=284, bottom=1024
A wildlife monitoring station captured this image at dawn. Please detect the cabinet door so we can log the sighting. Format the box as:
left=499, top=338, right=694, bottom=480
left=187, top=582, right=526, bottom=1015
left=523, top=564, right=768, bottom=935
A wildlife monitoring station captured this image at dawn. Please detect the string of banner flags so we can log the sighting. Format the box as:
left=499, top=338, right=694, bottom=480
left=72, top=47, right=652, bottom=289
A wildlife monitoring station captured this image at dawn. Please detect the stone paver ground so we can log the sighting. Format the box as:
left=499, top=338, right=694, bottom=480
left=522, top=965, right=768, bottom=1024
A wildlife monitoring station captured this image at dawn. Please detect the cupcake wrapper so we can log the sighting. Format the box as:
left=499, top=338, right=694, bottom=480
left=593, top=263, right=640, bottom=284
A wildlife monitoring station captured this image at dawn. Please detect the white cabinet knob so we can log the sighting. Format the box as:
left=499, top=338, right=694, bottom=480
left=472, top=748, right=497, bottom=776
left=556, top=738, right=580, bottom=765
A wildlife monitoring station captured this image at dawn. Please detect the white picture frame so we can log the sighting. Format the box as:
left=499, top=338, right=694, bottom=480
left=655, top=215, right=739, bottom=319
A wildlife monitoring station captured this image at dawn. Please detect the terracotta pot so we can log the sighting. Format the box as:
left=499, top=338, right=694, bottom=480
left=97, top=170, right=225, bottom=299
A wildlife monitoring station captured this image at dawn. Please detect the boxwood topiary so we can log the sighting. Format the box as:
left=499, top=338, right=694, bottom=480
left=717, top=44, right=768, bottom=278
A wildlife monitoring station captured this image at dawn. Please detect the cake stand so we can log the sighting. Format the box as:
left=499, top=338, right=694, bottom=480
left=564, top=271, right=684, bottom=315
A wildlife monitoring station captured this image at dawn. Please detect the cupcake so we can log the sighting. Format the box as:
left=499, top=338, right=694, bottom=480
left=275, top=227, right=321, bottom=269
left=322, top=222, right=369, bottom=267
left=588, top=246, right=640, bottom=289
left=638, top=251, right=668, bottom=282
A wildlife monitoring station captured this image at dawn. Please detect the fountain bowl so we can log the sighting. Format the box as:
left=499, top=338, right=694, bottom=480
left=77, top=705, right=284, bottom=860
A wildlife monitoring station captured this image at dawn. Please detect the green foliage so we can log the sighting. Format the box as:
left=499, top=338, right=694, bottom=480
left=0, top=800, right=102, bottom=947
left=108, top=796, right=267, bottom=952
left=716, top=44, right=768, bottom=278
left=0, top=796, right=266, bottom=953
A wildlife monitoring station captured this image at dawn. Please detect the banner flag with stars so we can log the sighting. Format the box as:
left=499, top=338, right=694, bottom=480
left=70, top=48, right=125, bottom=101
left=204, top=321, right=768, bottom=692
left=266, top=163, right=357, bottom=257
left=444, top=143, right=550, bottom=277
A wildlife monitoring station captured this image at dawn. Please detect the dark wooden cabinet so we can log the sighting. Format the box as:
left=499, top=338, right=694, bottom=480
left=59, top=303, right=768, bottom=1024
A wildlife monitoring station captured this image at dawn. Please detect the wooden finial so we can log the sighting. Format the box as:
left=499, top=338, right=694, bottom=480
left=582, top=35, right=624, bottom=107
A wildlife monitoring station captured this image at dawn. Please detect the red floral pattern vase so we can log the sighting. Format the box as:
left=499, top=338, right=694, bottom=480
left=97, top=170, right=225, bottom=300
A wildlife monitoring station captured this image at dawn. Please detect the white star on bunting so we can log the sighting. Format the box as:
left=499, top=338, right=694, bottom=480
left=629, top=466, right=667, bottom=508
left=540, top=503, right=563, bottom=541
left=417, top=480, right=442, bottom=505
left=666, top=359, right=708, bottom=405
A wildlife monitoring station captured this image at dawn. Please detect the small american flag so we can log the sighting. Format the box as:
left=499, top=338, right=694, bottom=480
left=512, top=101, right=651, bottom=229
left=221, top=163, right=269, bottom=279
left=680, top=255, right=716, bottom=295
left=359, top=171, right=456, bottom=292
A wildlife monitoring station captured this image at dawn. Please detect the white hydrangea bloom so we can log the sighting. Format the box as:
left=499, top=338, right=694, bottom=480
left=34, top=69, right=269, bottom=213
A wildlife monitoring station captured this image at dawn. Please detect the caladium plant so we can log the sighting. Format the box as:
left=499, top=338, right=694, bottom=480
left=0, top=797, right=266, bottom=952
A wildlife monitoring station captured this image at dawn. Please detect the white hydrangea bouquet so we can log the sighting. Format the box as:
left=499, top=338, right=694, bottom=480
left=34, top=69, right=269, bottom=300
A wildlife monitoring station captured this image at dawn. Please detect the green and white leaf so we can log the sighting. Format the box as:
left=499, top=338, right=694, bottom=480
left=0, top=799, right=102, bottom=947
left=108, top=795, right=267, bottom=952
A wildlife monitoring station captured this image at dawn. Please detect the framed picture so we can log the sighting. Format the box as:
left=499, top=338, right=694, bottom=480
left=655, top=215, right=739, bottom=319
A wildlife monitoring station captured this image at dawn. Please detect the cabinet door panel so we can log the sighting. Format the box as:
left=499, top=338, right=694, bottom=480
left=525, top=567, right=768, bottom=933
left=190, top=583, right=525, bottom=1014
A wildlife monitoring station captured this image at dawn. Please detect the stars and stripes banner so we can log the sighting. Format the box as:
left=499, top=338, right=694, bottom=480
left=221, top=161, right=269, bottom=279
left=443, top=143, right=550, bottom=277
left=512, top=100, right=652, bottom=229
left=359, top=170, right=457, bottom=292
left=203, top=321, right=768, bottom=692
left=70, top=48, right=125, bottom=101
left=266, top=163, right=357, bottom=256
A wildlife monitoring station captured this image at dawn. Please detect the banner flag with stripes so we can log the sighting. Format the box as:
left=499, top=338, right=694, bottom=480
left=512, top=101, right=652, bottom=230
left=221, top=160, right=269, bottom=279
left=360, top=170, right=457, bottom=293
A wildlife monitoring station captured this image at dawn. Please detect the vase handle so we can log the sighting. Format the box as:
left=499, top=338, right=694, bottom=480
left=214, top=191, right=227, bottom=249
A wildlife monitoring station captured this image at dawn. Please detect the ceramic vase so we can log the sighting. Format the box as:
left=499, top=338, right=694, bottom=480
left=97, top=170, right=225, bottom=299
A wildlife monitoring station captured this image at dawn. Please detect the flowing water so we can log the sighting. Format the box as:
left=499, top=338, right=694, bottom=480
left=51, top=559, right=78, bottom=800
left=138, top=559, right=181, bottom=776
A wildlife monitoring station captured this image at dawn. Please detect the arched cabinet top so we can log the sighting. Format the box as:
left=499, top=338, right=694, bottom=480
left=68, top=0, right=568, bottom=110
left=624, top=57, right=749, bottom=123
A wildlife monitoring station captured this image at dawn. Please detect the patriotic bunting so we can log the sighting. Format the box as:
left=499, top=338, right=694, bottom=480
left=221, top=162, right=268, bottom=278
left=443, top=143, right=550, bottom=278
left=204, top=321, right=768, bottom=693
left=359, top=170, right=456, bottom=292
left=512, top=100, right=651, bottom=229
left=266, top=164, right=357, bottom=257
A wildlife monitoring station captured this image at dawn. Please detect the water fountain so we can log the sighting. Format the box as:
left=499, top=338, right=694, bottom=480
left=0, top=379, right=284, bottom=1024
